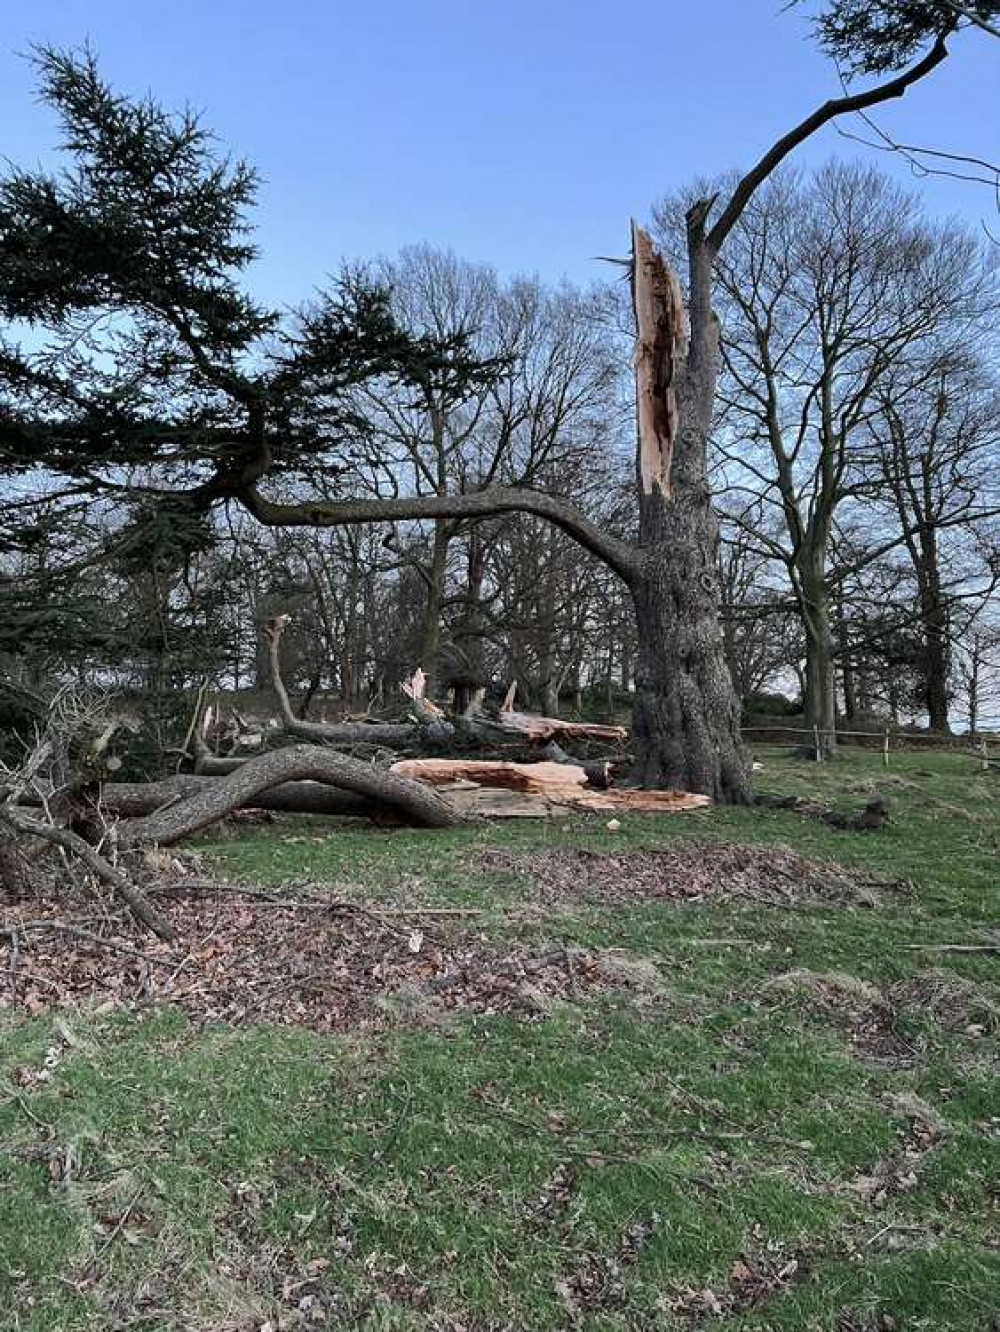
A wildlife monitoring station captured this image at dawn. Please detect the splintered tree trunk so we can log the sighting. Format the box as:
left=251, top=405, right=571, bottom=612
left=629, top=224, right=750, bottom=802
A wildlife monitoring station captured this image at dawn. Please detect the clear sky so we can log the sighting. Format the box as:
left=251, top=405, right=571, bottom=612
left=1, top=1, right=997, bottom=306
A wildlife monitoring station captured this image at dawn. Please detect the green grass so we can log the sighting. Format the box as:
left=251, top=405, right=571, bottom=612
left=2, top=747, right=999, bottom=1329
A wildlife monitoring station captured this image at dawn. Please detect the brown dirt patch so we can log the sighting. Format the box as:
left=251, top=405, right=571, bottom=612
left=475, top=840, right=888, bottom=908
left=0, top=879, right=644, bottom=1032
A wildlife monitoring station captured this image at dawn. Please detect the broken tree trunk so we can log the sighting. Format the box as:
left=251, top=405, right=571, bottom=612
left=393, top=758, right=594, bottom=800
left=260, top=620, right=627, bottom=758
left=406, top=672, right=626, bottom=748
left=115, top=744, right=459, bottom=847
left=628, top=220, right=751, bottom=801
left=264, top=616, right=448, bottom=747
left=391, top=758, right=710, bottom=815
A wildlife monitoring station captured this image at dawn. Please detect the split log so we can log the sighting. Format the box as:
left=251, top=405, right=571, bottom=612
left=116, top=744, right=459, bottom=847
left=391, top=758, right=710, bottom=815
left=393, top=758, right=595, bottom=800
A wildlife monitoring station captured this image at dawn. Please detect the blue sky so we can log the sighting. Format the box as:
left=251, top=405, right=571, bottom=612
left=1, top=1, right=997, bottom=306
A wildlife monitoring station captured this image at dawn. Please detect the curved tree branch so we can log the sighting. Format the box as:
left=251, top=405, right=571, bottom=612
left=262, top=614, right=452, bottom=747
left=95, top=774, right=380, bottom=819
left=115, top=744, right=460, bottom=846
left=237, top=484, right=641, bottom=585
left=706, top=33, right=952, bottom=254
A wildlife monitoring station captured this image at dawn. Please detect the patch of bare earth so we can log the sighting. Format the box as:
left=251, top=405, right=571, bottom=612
left=0, top=878, right=651, bottom=1032
left=475, top=840, right=892, bottom=908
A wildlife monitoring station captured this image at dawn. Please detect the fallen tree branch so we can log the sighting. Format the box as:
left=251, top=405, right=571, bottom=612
left=265, top=617, right=449, bottom=747
left=115, top=744, right=460, bottom=847
left=2, top=806, right=174, bottom=940
left=95, top=773, right=380, bottom=820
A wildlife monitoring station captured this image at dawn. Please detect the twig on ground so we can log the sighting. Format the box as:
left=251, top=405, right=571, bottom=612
left=4, top=919, right=176, bottom=967
left=86, top=1186, right=145, bottom=1275
left=904, top=943, right=1000, bottom=955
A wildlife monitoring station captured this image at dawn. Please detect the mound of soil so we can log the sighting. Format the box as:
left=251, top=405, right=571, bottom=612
left=476, top=840, right=889, bottom=908
left=0, top=880, right=642, bottom=1032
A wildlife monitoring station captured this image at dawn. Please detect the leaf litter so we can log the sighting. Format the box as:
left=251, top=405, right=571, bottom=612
left=0, top=873, right=657, bottom=1032
left=474, top=839, right=898, bottom=908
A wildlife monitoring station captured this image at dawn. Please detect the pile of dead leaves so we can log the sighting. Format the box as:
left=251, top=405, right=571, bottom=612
left=0, top=878, right=644, bottom=1032
left=476, top=840, right=891, bottom=908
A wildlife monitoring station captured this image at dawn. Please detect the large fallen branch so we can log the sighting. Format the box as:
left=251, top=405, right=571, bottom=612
left=264, top=617, right=450, bottom=748
left=261, top=616, right=626, bottom=757
left=391, top=758, right=710, bottom=815
left=97, top=774, right=380, bottom=820
left=403, top=670, right=626, bottom=747
left=115, top=744, right=459, bottom=847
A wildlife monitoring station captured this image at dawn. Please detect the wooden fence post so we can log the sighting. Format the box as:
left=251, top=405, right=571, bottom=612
left=883, top=729, right=890, bottom=769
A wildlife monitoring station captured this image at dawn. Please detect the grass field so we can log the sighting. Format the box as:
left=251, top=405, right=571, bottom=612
left=2, top=748, right=998, bottom=1330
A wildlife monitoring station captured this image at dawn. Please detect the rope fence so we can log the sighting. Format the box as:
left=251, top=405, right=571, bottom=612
left=740, top=724, right=995, bottom=770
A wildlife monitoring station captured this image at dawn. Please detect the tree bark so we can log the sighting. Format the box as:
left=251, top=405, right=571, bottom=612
left=837, top=601, right=858, bottom=722
left=916, top=546, right=951, bottom=733
left=800, top=572, right=838, bottom=753
left=421, top=519, right=451, bottom=699
left=630, top=525, right=748, bottom=799
left=115, top=744, right=459, bottom=846
left=99, top=774, right=380, bottom=819
left=628, top=221, right=751, bottom=801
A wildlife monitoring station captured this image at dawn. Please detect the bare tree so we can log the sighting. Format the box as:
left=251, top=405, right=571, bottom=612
left=2, top=28, right=976, bottom=799
left=704, top=164, right=992, bottom=746
left=870, top=352, right=1000, bottom=730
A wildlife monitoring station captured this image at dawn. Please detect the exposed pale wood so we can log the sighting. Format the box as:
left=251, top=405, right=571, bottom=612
left=493, top=708, right=626, bottom=744
left=631, top=221, right=687, bottom=498
left=400, top=667, right=450, bottom=724
left=393, top=758, right=591, bottom=798
left=578, top=789, right=710, bottom=813
left=392, top=758, right=710, bottom=815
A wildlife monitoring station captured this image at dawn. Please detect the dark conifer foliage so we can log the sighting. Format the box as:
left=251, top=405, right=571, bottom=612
left=800, top=0, right=998, bottom=74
